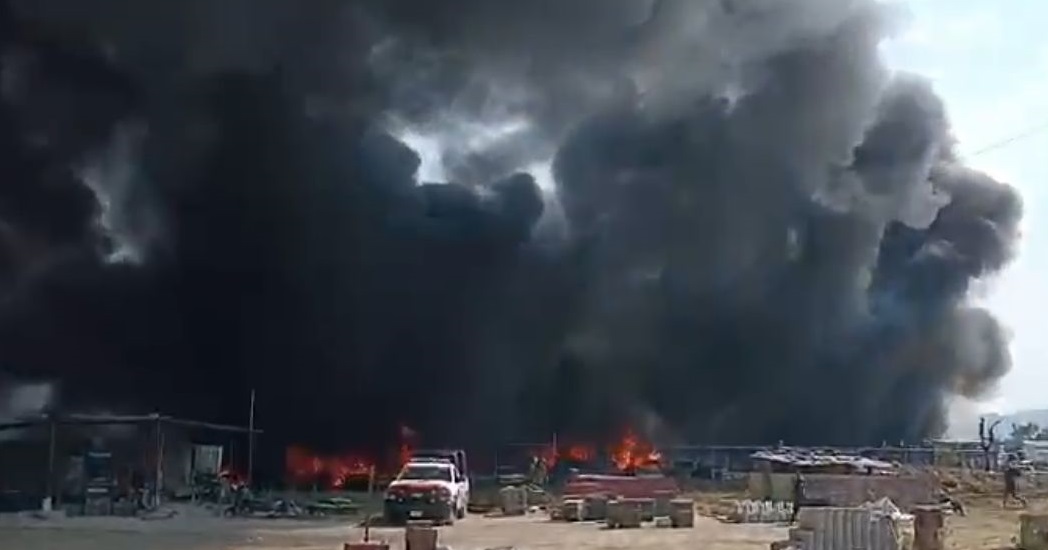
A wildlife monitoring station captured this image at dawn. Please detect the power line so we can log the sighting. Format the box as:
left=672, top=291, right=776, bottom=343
left=962, top=119, right=1048, bottom=160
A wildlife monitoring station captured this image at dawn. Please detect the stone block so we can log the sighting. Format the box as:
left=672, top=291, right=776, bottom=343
left=913, top=506, right=945, bottom=550
left=1021, top=513, right=1048, bottom=550
left=669, top=498, right=694, bottom=528
left=499, top=486, right=527, bottom=516
left=653, top=490, right=674, bottom=517
left=582, top=494, right=608, bottom=521
left=405, top=524, right=438, bottom=550
left=561, top=499, right=584, bottom=522
left=606, top=499, right=642, bottom=529
left=623, top=497, right=655, bottom=521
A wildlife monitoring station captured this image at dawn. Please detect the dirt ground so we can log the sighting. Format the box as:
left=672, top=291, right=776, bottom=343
left=0, top=496, right=1037, bottom=550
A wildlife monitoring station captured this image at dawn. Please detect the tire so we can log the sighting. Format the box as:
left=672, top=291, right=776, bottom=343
left=456, top=504, right=465, bottom=519
left=444, top=505, right=456, bottom=526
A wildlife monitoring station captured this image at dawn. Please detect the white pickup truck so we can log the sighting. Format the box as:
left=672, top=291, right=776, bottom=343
left=383, top=458, right=468, bottom=525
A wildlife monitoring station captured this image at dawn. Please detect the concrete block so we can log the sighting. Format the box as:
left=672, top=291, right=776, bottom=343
left=913, top=506, right=945, bottom=550
left=606, top=499, right=642, bottom=529
left=405, top=524, right=438, bottom=550
left=561, top=499, right=584, bottom=522
left=653, top=490, right=674, bottom=517
left=623, top=497, right=655, bottom=521
left=1021, top=513, right=1048, bottom=550
left=653, top=516, right=673, bottom=528
left=582, top=494, right=608, bottom=521
left=526, top=488, right=550, bottom=507
left=499, top=486, right=527, bottom=516
left=669, top=498, right=694, bottom=528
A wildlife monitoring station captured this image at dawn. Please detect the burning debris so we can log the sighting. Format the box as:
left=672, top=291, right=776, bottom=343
left=0, top=0, right=1024, bottom=458
left=610, top=429, right=663, bottom=472
left=285, top=425, right=417, bottom=488
left=531, top=428, right=661, bottom=474
left=285, top=446, right=375, bottom=490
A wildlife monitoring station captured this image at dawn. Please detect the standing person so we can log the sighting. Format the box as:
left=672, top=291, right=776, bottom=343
left=790, top=471, right=805, bottom=523
left=1003, top=455, right=1028, bottom=508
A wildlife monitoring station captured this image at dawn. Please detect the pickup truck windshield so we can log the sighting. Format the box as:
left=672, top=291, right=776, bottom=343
left=398, top=464, right=453, bottom=482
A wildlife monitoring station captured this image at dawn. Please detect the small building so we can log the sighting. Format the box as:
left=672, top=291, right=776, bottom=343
left=0, top=413, right=260, bottom=514
left=747, top=449, right=937, bottom=509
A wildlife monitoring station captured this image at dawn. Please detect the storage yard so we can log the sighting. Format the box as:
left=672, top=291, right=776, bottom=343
left=0, top=492, right=1042, bottom=550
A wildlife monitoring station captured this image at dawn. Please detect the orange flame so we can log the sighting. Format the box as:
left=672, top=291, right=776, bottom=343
left=286, top=425, right=418, bottom=488
left=567, top=444, right=595, bottom=462
left=610, top=428, right=662, bottom=471
left=285, top=446, right=374, bottom=489
left=531, top=442, right=597, bottom=469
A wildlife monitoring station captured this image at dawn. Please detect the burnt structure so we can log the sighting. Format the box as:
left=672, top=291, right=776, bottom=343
left=0, top=413, right=258, bottom=513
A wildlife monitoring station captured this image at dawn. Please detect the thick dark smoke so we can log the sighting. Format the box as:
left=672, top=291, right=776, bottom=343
left=0, top=0, right=1022, bottom=460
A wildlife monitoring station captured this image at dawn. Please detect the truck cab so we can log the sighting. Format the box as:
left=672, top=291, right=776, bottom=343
left=383, top=459, right=467, bottom=525
left=409, top=449, right=470, bottom=504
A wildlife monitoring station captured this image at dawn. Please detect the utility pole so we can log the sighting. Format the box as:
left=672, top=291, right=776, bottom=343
left=247, top=389, right=256, bottom=486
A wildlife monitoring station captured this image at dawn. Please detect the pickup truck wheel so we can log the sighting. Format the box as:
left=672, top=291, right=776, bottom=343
left=456, top=503, right=466, bottom=519
left=444, top=506, right=456, bottom=526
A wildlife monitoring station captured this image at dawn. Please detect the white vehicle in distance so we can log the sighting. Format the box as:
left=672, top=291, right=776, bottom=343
left=383, top=459, right=467, bottom=525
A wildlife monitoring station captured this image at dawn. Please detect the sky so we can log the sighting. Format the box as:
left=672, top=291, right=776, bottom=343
left=881, top=0, right=1048, bottom=416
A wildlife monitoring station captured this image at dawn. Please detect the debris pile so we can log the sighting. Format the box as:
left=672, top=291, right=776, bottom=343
left=752, top=450, right=897, bottom=474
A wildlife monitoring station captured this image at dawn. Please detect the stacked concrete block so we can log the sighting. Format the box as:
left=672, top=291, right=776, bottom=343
left=499, top=486, right=527, bottom=516
left=405, top=525, right=438, bottom=550
left=669, top=498, right=695, bottom=528
left=1021, top=513, right=1048, bottom=550
left=582, top=494, right=609, bottom=521
left=560, top=499, right=584, bottom=522
left=606, top=499, right=642, bottom=529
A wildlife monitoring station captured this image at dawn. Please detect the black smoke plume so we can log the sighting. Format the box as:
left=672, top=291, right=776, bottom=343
left=0, top=0, right=1022, bottom=460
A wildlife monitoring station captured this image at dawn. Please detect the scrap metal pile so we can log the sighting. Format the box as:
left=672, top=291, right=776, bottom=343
left=752, top=449, right=897, bottom=474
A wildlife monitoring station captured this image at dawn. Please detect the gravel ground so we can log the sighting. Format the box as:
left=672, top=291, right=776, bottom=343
left=0, top=510, right=783, bottom=550
left=0, top=497, right=1037, bottom=549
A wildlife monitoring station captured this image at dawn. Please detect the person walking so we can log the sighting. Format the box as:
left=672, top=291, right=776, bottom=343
left=1003, top=455, right=1028, bottom=508
left=790, top=471, right=805, bottom=523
